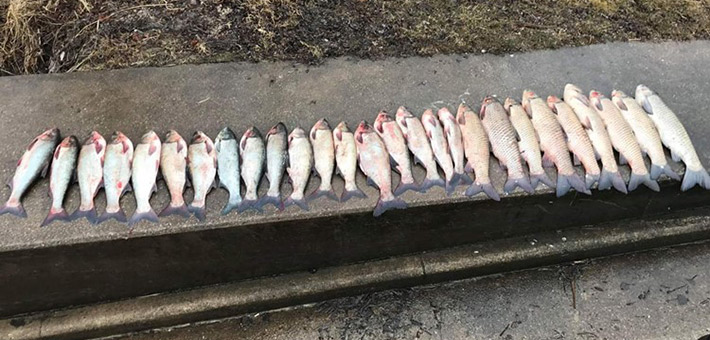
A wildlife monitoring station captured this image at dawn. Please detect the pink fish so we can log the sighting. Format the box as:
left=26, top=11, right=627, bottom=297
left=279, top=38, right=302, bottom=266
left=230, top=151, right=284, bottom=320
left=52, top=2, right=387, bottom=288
left=375, top=111, right=419, bottom=195
left=70, top=131, right=106, bottom=223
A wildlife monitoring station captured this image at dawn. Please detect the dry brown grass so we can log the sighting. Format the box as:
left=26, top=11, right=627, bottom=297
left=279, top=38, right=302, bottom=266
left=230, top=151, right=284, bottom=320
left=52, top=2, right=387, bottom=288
left=1, top=0, right=42, bottom=74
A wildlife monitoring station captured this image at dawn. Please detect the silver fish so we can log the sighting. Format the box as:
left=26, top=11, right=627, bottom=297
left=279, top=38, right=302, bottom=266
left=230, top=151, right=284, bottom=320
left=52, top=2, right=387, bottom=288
left=284, top=127, right=313, bottom=210
left=215, top=127, right=241, bottom=214
left=589, top=90, right=659, bottom=192
left=259, top=123, right=288, bottom=210
left=564, top=84, right=627, bottom=193
left=159, top=130, right=190, bottom=218
left=97, top=132, right=134, bottom=224
left=438, top=107, right=473, bottom=187
left=239, top=126, right=265, bottom=212
left=479, top=97, right=534, bottom=194
left=187, top=131, right=217, bottom=221
left=70, top=131, right=106, bottom=223
left=309, top=119, right=338, bottom=201
left=422, top=109, right=459, bottom=196
left=395, top=107, right=444, bottom=191
left=355, top=121, right=407, bottom=217
left=333, top=122, right=366, bottom=202
left=457, top=103, right=500, bottom=200
left=375, top=111, right=419, bottom=195
left=1, top=128, right=59, bottom=218
left=635, top=85, right=708, bottom=190
left=41, top=135, right=77, bottom=226
left=129, top=130, right=162, bottom=225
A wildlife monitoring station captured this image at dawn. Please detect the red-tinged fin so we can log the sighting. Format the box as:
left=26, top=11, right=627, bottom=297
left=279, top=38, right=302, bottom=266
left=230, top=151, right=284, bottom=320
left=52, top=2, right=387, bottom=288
left=17, top=157, right=22, bottom=167
left=27, top=137, right=38, bottom=151
left=95, top=141, right=103, bottom=154
left=426, top=129, right=432, bottom=140
left=427, top=116, right=437, bottom=127
left=356, top=132, right=363, bottom=144
left=155, top=159, right=160, bottom=172
left=284, top=196, right=309, bottom=211
left=373, top=197, right=407, bottom=217
left=479, top=104, right=487, bottom=119
left=159, top=203, right=191, bottom=218
left=41, top=208, right=70, bottom=227
left=177, top=141, right=184, bottom=153
left=148, top=143, right=157, bottom=156
left=97, top=209, right=128, bottom=224
left=205, top=142, right=213, bottom=154
left=54, top=146, right=61, bottom=159
left=375, top=121, right=384, bottom=134
left=122, top=140, right=130, bottom=153
left=457, top=114, right=466, bottom=125
left=401, top=118, right=408, bottom=128
left=310, top=129, right=317, bottom=141
left=240, top=138, right=247, bottom=150
left=0, top=202, right=27, bottom=218
left=128, top=209, right=160, bottom=226
left=188, top=205, right=207, bottom=222
left=41, top=160, right=50, bottom=177
left=465, top=182, right=500, bottom=201
left=69, top=207, right=98, bottom=224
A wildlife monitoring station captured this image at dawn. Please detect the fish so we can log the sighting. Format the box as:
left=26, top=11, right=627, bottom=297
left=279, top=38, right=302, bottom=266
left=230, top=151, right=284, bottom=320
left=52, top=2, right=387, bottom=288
left=635, top=85, right=709, bottom=190
left=563, top=84, right=627, bottom=194
left=479, top=96, right=534, bottom=195
left=438, top=107, right=473, bottom=186
left=333, top=122, right=366, bottom=202
left=284, top=127, right=313, bottom=210
left=259, top=123, right=288, bottom=210
left=70, top=131, right=106, bottom=223
left=355, top=121, right=407, bottom=217
left=504, top=98, right=555, bottom=190
left=41, top=135, right=77, bottom=226
left=422, top=109, right=459, bottom=195
left=215, top=127, right=242, bottom=214
left=395, top=107, right=444, bottom=191
left=97, top=132, right=134, bottom=224
left=1, top=128, right=60, bottom=218
left=129, top=130, right=162, bottom=225
left=547, top=96, right=601, bottom=189
left=374, top=111, right=419, bottom=195
left=159, top=130, right=190, bottom=218
left=187, top=131, right=217, bottom=221
left=457, top=103, right=500, bottom=201
left=239, top=126, right=265, bottom=212
left=589, top=90, right=659, bottom=192
left=522, top=90, right=590, bottom=197
left=612, top=90, right=679, bottom=181
left=309, top=119, right=338, bottom=201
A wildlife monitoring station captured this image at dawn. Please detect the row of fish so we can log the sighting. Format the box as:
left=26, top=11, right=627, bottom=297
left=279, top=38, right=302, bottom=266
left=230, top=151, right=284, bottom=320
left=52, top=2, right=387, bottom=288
left=1, top=84, right=708, bottom=225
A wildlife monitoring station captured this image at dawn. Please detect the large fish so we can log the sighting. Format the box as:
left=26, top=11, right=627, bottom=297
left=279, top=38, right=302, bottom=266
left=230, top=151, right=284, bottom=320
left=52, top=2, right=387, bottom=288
left=70, top=131, right=106, bottom=223
left=284, top=127, right=313, bottom=210
left=635, top=85, right=709, bottom=190
left=479, top=97, right=534, bottom=195
left=1, top=128, right=59, bottom=218
left=333, top=122, right=366, bottom=202
left=374, top=111, right=419, bottom=195
left=129, top=130, right=162, bottom=225
left=97, top=132, right=134, bottom=224
left=504, top=98, right=555, bottom=190
left=259, top=123, right=288, bottom=210
left=159, top=130, right=190, bottom=218
left=422, top=109, right=459, bottom=195
left=41, top=135, right=77, bottom=226
left=438, top=107, right=473, bottom=186
left=309, top=119, right=338, bottom=201
left=589, top=90, right=659, bottom=192
left=395, top=107, right=444, bottom=191
left=355, top=121, right=407, bottom=217
left=187, top=131, right=217, bottom=221
left=457, top=104, right=500, bottom=201
left=612, top=90, right=679, bottom=181
left=239, top=126, right=265, bottom=212
left=214, top=127, right=241, bottom=214
left=563, top=84, right=627, bottom=193
left=547, top=96, right=601, bottom=189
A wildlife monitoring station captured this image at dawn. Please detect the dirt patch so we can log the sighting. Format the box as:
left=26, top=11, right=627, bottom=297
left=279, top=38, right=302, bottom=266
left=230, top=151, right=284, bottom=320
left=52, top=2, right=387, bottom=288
left=2, top=0, right=710, bottom=75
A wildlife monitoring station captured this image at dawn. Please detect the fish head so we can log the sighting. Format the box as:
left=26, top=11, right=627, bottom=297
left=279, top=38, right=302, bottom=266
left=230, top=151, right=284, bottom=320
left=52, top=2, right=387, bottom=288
left=546, top=96, right=562, bottom=114
left=333, top=121, right=350, bottom=142
left=436, top=107, right=455, bottom=124
left=334, top=121, right=350, bottom=133
left=355, top=120, right=373, bottom=144
left=611, top=90, right=629, bottom=111
left=421, top=109, right=439, bottom=128
left=140, top=130, right=160, bottom=144
left=191, top=131, right=209, bottom=144
left=310, top=118, right=331, bottom=140
left=635, top=84, right=655, bottom=108
left=395, top=106, right=413, bottom=129
left=39, top=128, right=60, bottom=142
left=456, top=103, right=471, bottom=124
left=503, top=97, right=519, bottom=114
left=588, top=90, right=606, bottom=111
left=165, top=130, right=185, bottom=144
left=84, top=131, right=104, bottom=145
left=480, top=96, right=499, bottom=119
left=521, top=90, right=539, bottom=114
left=564, top=83, right=590, bottom=107
left=60, top=135, right=79, bottom=149
left=267, top=122, right=287, bottom=138
left=110, top=131, right=128, bottom=144
left=374, top=111, right=392, bottom=134
left=288, top=127, right=307, bottom=145
left=243, top=126, right=262, bottom=140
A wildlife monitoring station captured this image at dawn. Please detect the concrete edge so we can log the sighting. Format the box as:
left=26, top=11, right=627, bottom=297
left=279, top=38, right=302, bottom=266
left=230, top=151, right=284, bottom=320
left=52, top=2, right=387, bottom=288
left=4, top=212, right=710, bottom=340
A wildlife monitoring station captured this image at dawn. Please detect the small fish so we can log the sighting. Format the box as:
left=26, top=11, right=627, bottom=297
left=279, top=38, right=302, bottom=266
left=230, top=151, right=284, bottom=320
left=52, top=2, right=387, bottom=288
left=395, top=107, right=444, bottom=191
left=355, top=121, right=407, bottom=217
left=187, top=131, right=217, bottom=221
left=564, top=84, right=627, bottom=193
left=590, top=90, right=659, bottom=192
left=548, top=96, right=601, bottom=189
left=457, top=103, right=500, bottom=201
left=70, top=131, right=106, bottom=223
left=333, top=122, right=366, bottom=202
left=504, top=98, right=555, bottom=191
left=612, top=90, right=679, bottom=181
left=374, top=111, right=419, bottom=195
left=41, top=135, right=77, bottom=226
left=1, top=128, right=59, bottom=218
left=98, top=132, right=134, bottom=224
left=309, top=119, right=338, bottom=201
left=635, top=85, right=709, bottom=190
left=239, top=126, right=265, bottom=212
left=159, top=130, right=190, bottom=218
left=129, top=131, right=162, bottom=225
left=479, top=97, right=534, bottom=195
left=438, top=107, right=473, bottom=186
left=422, top=109, right=459, bottom=195
left=215, top=127, right=242, bottom=214
left=284, top=127, right=313, bottom=210
left=259, top=123, right=288, bottom=210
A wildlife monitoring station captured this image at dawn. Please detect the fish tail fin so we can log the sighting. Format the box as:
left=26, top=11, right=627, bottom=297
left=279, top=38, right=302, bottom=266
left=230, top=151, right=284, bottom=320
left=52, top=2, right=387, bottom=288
left=308, top=188, right=339, bottom=202
left=188, top=205, right=207, bottom=222
left=599, top=169, right=628, bottom=194
left=257, top=194, right=284, bottom=211
left=128, top=209, right=159, bottom=226
left=530, top=172, right=555, bottom=190
left=220, top=196, right=242, bottom=215
left=159, top=203, right=191, bottom=218
left=97, top=209, right=128, bottom=224
left=445, top=173, right=464, bottom=196
left=465, top=181, right=500, bottom=201
left=394, top=181, right=419, bottom=196
left=0, top=202, right=26, bottom=218
left=650, top=164, right=681, bottom=182
left=584, top=173, right=600, bottom=190
left=628, top=172, right=660, bottom=192
left=680, top=168, right=710, bottom=191
left=419, top=177, right=445, bottom=192
left=69, top=207, right=98, bottom=224
left=373, top=197, right=407, bottom=217
left=237, top=199, right=263, bottom=213
left=504, top=175, right=535, bottom=195
left=41, top=209, right=69, bottom=227
left=341, top=188, right=367, bottom=202
left=284, top=196, right=309, bottom=211
left=556, top=173, right=591, bottom=197
left=457, top=172, right=473, bottom=185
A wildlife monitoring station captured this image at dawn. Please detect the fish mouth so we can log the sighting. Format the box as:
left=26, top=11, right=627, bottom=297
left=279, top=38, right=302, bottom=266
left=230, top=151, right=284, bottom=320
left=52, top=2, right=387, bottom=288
left=111, top=131, right=127, bottom=143
left=40, top=128, right=60, bottom=141
left=356, top=120, right=371, bottom=132
left=503, top=98, right=518, bottom=112
left=244, top=126, right=262, bottom=139
left=60, top=135, right=78, bottom=147
left=289, top=127, right=306, bottom=139
left=84, top=131, right=103, bottom=145
left=546, top=96, right=561, bottom=113
left=376, top=111, right=393, bottom=123
left=635, top=84, right=654, bottom=103
left=395, top=106, right=414, bottom=119
left=191, top=131, right=208, bottom=144
left=480, top=96, right=497, bottom=117
left=436, top=107, right=452, bottom=120
left=165, top=130, right=183, bottom=143
left=314, top=118, right=331, bottom=130
left=565, top=83, right=583, bottom=95
left=611, top=90, right=626, bottom=98
left=140, top=130, right=159, bottom=144
left=217, top=127, right=235, bottom=140
left=267, top=122, right=287, bottom=136
left=335, top=121, right=349, bottom=132
left=589, top=91, right=605, bottom=111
